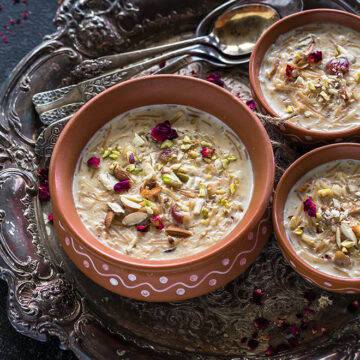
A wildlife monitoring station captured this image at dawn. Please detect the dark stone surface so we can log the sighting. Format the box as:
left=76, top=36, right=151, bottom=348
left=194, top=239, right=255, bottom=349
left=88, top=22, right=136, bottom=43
left=0, top=1, right=76, bottom=359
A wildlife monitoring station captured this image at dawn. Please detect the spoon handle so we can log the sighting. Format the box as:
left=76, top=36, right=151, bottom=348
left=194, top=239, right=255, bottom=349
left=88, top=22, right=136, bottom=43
left=75, top=35, right=210, bottom=74
left=33, top=44, right=213, bottom=123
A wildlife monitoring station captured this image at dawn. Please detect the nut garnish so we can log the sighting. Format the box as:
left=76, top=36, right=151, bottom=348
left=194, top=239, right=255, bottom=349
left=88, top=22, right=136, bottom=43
left=165, top=226, right=192, bottom=238
left=105, top=211, right=115, bottom=229
left=122, top=212, right=148, bottom=226
left=140, top=186, right=162, bottom=200
left=334, top=251, right=351, bottom=267
left=120, top=197, right=143, bottom=211
left=114, top=166, right=130, bottom=181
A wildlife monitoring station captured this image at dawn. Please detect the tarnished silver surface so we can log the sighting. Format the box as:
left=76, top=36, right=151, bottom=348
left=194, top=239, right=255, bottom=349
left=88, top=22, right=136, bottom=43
left=2, top=1, right=360, bottom=359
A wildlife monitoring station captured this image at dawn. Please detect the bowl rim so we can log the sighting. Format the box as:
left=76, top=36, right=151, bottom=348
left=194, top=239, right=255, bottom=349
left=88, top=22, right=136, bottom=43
left=249, top=8, right=360, bottom=138
left=49, top=74, right=275, bottom=269
left=273, top=142, right=360, bottom=283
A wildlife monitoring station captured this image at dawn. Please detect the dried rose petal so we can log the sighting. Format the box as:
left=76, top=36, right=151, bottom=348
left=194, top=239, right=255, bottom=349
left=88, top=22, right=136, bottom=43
left=114, top=180, right=131, bottom=192
left=251, top=332, right=258, bottom=339
left=38, top=185, right=50, bottom=201
left=87, top=156, right=100, bottom=168
left=128, top=153, right=135, bottom=164
left=348, top=300, right=359, bottom=313
left=201, top=147, right=215, bottom=158
left=304, top=290, right=316, bottom=305
left=37, top=168, right=49, bottom=186
left=151, top=120, right=178, bottom=143
left=308, top=51, right=323, bottom=63
left=137, top=224, right=150, bottom=232
left=326, top=57, right=350, bottom=76
left=277, top=318, right=288, bottom=329
left=321, top=327, right=327, bottom=335
left=247, top=339, right=259, bottom=351
left=150, top=216, right=165, bottom=230
left=48, top=213, right=53, bottom=222
left=311, top=325, right=318, bottom=334
left=286, top=65, right=294, bottom=78
left=290, top=325, right=299, bottom=336
left=254, top=317, right=269, bottom=330
left=205, top=73, right=224, bottom=87
left=303, top=198, right=316, bottom=217
left=265, top=346, right=276, bottom=356
left=253, top=288, right=263, bottom=305
left=246, top=99, right=257, bottom=111
left=159, top=61, right=166, bottom=69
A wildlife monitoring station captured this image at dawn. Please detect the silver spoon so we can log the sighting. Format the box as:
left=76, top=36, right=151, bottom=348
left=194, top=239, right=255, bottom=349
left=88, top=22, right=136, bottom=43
left=71, top=2, right=280, bottom=75
left=156, top=0, right=303, bottom=74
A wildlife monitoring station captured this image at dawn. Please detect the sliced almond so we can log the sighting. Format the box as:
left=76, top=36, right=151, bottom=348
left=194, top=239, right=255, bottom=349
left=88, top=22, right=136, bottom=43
left=334, top=250, right=351, bottom=267
left=107, top=202, right=125, bottom=215
left=114, top=166, right=130, bottom=181
left=349, top=206, right=360, bottom=215
left=122, top=212, right=148, bottom=226
left=105, top=211, right=115, bottom=229
left=151, top=202, right=161, bottom=216
left=341, top=223, right=357, bottom=243
left=120, top=197, right=143, bottom=211
left=165, top=226, right=192, bottom=238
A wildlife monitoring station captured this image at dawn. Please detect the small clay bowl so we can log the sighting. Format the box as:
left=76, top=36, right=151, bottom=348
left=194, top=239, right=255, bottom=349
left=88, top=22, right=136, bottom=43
left=249, top=9, right=360, bottom=147
left=273, top=143, right=360, bottom=294
left=49, top=75, right=274, bottom=302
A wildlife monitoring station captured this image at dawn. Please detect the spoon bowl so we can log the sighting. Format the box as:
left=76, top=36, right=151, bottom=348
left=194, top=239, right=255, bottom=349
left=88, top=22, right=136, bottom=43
left=211, top=3, right=280, bottom=56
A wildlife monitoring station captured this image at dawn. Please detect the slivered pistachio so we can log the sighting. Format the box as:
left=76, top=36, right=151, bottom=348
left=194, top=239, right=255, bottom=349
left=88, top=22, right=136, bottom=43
left=341, top=240, right=356, bottom=248
left=320, top=91, right=330, bottom=101
left=222, top=159, right=230, bottom=168
left=230, top=184, right=236, bottom=195
left=102, top=149, right=111, bottom=159
left=180, top=144, right=192, bottom=151
left=162, top=173, right=182, bottom=188
left=201, top=141, right=212, bottom=147
left=199, top=184, right=207, bottom=197
left=318, top=188, right=332, bottom=197
left=160, top=139, right=173, bottom=149
left=202, top=207, right=209, bottom=219
left=175, top=172, right=190, bottom=183
left=133, top=133, right=146, bottom=147
left=183, top=135, right=191, bottom=143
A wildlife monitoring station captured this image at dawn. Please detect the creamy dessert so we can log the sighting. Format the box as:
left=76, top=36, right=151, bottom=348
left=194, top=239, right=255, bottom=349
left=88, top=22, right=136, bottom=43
left=260, top=24, right=360, bottom=131
left=284, top=159, right=360, bottom=278
left=73, top=105, right=253, bottom=260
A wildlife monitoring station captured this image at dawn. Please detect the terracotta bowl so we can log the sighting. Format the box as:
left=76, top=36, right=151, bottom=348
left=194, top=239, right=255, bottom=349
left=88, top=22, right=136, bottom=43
left=49, top=75, right=274, bottom=302
left=249, top=9, right=360, bottom=147
left=273, top=143, right=360, bottom=294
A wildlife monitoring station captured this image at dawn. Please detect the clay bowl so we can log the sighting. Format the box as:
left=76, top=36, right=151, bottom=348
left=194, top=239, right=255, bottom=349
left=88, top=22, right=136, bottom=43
left=249, top=9, right=360, bottom=147
left=273, top=143, right=360, bottom=294
left=49, top=75, right=274, bottom=302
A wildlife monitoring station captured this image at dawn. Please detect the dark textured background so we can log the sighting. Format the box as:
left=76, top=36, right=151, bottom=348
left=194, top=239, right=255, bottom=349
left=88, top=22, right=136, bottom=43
left=0, top=1, right=76, bottom=359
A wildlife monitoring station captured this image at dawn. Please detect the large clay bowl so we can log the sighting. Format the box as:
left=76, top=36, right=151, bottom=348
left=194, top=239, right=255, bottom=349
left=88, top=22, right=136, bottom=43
left=273, top=143, right=360, bottom=294
left=49, top=75, right=274, bottom=302
left=249, top=9, right=360, bottom=147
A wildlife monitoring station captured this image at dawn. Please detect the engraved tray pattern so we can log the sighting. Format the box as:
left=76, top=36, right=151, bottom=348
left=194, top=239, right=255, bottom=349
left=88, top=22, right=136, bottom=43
left=2, top=0, right=360, bottom=359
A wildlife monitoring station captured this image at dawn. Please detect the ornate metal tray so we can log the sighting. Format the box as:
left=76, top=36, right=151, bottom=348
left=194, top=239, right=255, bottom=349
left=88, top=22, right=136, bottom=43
left=2, top=0, right=360, bottom=359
